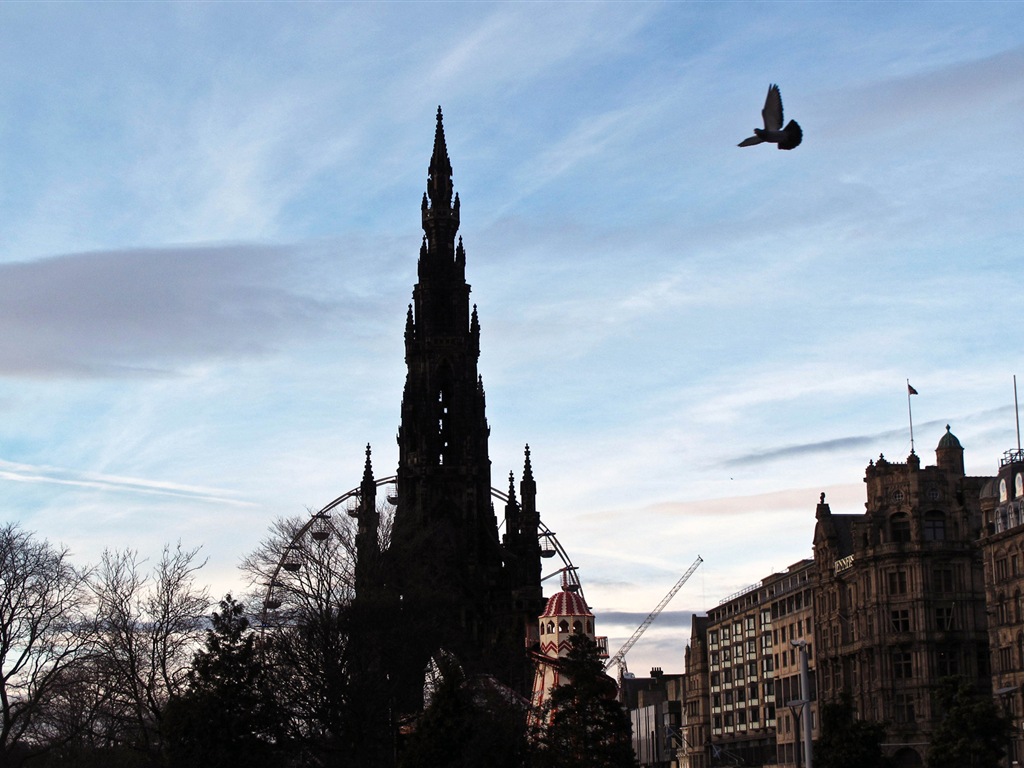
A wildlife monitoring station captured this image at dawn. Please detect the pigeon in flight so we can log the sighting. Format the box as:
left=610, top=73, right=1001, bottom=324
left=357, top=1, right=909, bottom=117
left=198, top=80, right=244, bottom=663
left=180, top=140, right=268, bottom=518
left=738, top=84, right=802, bottom=150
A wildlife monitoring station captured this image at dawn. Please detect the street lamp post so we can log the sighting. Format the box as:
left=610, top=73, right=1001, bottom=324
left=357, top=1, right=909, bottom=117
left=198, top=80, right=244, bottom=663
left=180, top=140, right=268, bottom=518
left=791, top=639, right=813, bottom=768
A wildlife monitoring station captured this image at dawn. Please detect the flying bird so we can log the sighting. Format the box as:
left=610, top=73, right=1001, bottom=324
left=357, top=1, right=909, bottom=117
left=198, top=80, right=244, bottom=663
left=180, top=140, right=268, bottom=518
left=738, top=84, right=802, bottom=150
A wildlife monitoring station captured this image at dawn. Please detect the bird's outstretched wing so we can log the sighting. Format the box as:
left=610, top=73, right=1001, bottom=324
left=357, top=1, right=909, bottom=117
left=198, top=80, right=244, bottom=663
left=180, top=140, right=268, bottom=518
left=761, top=84, right=784, bottom=131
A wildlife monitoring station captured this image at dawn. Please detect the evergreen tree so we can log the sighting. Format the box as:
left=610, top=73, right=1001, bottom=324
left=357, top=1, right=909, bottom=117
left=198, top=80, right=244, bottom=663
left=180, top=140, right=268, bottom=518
left=398, top=653, right=528, bottom=768
left=533, top=634, right=637, bottom=768
left=814, top=692, right=890, bottom=768
left=162, top=595, right=284, bottom=768
left=927, top=676, right=1011, bottom=768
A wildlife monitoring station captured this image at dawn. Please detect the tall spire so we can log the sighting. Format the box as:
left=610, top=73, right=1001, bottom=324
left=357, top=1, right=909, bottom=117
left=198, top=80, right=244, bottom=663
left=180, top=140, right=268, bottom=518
left=427, top=106, right=453, bottom=210
left=421, top=106, right=460, bottom=258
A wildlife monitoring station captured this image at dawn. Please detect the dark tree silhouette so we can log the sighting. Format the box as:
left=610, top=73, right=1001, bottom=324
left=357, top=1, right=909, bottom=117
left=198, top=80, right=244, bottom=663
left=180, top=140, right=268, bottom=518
left=163, top=595, right=284, bottom=768
left=398, top=653, right=528, bottom=768
left=927, top=676, right=1010, bottom=768
left=533, top=634, right=637, bottom=768
left=814, top=692, right=890, bottom=768
left=0, top=524, right=93, bottom=767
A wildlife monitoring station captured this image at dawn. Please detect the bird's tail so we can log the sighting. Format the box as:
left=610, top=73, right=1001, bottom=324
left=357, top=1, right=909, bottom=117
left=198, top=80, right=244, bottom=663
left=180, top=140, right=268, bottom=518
left=738, top=135, right=763, bottom=147
left=777, top=120, right=802, bottom=150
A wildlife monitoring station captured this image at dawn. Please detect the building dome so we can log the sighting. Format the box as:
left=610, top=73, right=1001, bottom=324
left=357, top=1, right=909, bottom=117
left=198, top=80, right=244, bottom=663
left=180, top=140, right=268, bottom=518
left=937, top=425, right=962, bottom=450
left=542, top=588, right=592, bottom=618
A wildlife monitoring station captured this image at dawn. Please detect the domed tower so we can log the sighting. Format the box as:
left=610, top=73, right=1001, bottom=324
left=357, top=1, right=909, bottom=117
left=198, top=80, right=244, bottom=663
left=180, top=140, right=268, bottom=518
left=530, top=572, right=607, bottom=717
left=936, top=424, right=966, bottom=475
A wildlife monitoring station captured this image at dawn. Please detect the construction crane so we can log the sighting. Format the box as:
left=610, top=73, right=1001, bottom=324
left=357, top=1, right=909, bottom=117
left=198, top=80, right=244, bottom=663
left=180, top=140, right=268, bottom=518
left=604, top=555, right=703, bottom=682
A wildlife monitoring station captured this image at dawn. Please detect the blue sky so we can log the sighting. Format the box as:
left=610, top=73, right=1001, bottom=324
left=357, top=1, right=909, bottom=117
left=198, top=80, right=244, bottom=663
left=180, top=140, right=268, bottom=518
left=1, top=2, right=1022, bottom=675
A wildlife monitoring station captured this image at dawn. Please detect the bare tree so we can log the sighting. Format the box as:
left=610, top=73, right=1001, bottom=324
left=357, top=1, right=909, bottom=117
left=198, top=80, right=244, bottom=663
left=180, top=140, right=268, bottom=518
left=240, top=504, right=395, bottom=765
left=90, top=543, right=209, bottom=763
left=0, top=523, right=93, bottom=766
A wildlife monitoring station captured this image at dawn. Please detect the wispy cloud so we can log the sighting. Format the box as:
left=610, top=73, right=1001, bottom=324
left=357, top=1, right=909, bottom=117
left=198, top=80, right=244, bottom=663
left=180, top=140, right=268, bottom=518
left=0, top=458, right=254, bottom=506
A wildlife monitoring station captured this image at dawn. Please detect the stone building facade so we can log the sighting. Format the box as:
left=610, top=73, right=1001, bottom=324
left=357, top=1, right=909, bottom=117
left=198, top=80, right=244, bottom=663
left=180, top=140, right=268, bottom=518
left=979, top=444, right=1024, bottom=765
left=812, top=427, right=991, bottom=768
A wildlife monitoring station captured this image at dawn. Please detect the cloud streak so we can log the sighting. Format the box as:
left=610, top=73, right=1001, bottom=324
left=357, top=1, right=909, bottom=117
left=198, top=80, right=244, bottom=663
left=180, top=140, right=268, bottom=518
left=0, top=458, right=254, bottom=506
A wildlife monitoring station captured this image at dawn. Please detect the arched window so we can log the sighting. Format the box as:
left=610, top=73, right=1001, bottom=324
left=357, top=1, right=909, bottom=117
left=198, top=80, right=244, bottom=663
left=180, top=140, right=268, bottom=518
left=572, top=620, right=583, bottom=634
left=923, top=512, right=946, bottom=542
left=546, top=621, right=555, bottom=634
left=891, top=513, right=911, bottom=544
left=558, top=619, right=569, bottom=633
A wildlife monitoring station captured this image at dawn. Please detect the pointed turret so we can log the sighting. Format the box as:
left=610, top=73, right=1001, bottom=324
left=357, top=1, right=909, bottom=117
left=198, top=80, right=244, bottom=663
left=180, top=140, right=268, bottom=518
left=420, top=106, right=461, bottom=272
left=355, top=444, right=380, bottom=594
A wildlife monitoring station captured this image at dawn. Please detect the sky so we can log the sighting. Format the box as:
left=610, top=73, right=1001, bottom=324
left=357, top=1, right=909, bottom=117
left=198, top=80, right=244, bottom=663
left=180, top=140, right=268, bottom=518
left=1, top=1, right=1023, bottom=677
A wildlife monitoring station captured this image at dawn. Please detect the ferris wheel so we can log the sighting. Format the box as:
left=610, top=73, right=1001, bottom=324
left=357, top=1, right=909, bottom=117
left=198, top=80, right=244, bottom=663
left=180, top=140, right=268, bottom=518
left=259, top=475, right=581, bottom=627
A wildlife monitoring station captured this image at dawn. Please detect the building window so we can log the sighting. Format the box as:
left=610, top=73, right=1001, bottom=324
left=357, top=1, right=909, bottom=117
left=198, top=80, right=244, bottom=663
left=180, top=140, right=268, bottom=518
left=890, top=609, right=910, bottom=633
left=890, top=513, right=911, bottom=543
left=923, top=512, right=946, bottom=541
left=933, top=567, right=955, bottom=593
left=998, top=558, right=1009, bottom=581
left=888, top=570, right=908, bottom=595
left=1000, top=646, right=1012, bottom=673
left=894, top=693, right=916, bottom=723
left=893, top=650, right=913, bottom=679
left=936, top=647, right=959, bottom=677
left=935, top=605, right=955, bottom=630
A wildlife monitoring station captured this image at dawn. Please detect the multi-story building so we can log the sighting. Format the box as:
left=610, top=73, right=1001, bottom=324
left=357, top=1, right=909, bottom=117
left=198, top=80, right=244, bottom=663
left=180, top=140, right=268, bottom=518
left=702, top=562, right=816, bottom=767
left=766, top=560, right=817, bottom=768
left=623, top=668, right=684, bottom=768
left=680, top=616, right=711, bottom=768
left=706, top=583, right=774, bottom=767
left=813, top=427, right=991, bottom=768
left=979, top=443, right=1024, bottom=765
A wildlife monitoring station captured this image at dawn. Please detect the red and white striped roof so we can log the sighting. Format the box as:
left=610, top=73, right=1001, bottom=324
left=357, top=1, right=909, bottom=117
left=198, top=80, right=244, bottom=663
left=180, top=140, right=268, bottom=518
left=541, top=588, right=592, bottom=618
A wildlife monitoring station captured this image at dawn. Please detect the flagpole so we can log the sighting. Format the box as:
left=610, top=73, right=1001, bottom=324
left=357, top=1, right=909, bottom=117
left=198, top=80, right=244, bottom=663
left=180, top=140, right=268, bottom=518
left=1015, top=375, right=1021, bottom=454
left=907, top=380, right=916, bottom=454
